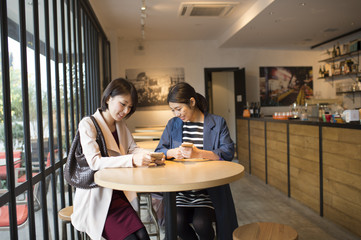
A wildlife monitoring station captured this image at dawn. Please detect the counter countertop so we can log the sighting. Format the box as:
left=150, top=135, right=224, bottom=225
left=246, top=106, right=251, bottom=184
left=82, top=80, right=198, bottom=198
left=238, top=116, right=361, bottom=129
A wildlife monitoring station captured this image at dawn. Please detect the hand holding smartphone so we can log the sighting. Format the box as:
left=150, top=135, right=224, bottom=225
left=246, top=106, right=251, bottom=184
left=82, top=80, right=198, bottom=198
left=180, top=142, right=193, bottom=158
left=149, top=152, right=165, bottom=167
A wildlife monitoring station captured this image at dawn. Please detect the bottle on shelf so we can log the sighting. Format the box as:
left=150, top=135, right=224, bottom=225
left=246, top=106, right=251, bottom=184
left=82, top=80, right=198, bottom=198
left=332, top=45, right=337, bottom=58
left=257, top=102, right=261, bottom=118
left=253, top=102, right=258, bottom=118
left=249, top=102, right=254, bottom=117
left=331, top=63, right=335, bottom=76
left=323, top=65, right=329, bottom=77
left=319, top=66, right=323, bottom=78
left=336, top=42, right=341, bottom=56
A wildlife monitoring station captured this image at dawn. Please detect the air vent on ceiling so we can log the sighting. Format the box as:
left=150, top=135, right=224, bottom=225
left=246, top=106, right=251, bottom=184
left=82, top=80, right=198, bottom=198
left=179, top=2, right=238, bottom=17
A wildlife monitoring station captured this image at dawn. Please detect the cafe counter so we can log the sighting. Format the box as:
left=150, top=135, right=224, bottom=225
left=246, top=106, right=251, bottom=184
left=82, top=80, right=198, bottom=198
left=236, top=117, right=361, bottom=237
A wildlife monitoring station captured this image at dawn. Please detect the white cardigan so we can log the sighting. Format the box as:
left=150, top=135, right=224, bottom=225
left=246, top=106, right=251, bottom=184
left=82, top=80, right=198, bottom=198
left=71, top=109, right=146, bottom=240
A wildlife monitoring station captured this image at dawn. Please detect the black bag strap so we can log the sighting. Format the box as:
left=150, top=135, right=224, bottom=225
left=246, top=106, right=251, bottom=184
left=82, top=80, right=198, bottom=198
left=89, top=115, right=109, bottom=157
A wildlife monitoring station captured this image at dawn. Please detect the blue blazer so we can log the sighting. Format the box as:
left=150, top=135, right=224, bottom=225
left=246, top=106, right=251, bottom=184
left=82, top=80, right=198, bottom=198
left=155, top=112, right=238, bottom=240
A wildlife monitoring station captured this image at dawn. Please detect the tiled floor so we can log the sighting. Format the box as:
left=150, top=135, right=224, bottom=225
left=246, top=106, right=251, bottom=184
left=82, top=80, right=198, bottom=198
left=150, top=172, right=360, bottom=240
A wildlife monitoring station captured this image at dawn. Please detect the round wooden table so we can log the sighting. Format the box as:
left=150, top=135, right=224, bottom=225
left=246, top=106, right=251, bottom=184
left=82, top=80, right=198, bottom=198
left=94, top=160, right=244, bottom=240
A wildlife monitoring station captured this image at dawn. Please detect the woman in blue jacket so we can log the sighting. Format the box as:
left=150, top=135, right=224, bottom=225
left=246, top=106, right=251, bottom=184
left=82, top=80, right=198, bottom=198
left=155, top=82, right=238, bottom=240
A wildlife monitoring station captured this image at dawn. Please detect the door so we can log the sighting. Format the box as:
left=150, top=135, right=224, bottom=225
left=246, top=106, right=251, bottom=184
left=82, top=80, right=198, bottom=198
left=204, top=67, right=246, bottom=144
left=234, top=68, right=246, bottom=118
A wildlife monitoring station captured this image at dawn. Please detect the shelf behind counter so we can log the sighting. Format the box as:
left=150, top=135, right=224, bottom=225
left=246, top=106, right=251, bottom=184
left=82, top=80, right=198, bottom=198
left=236, top=117, right=361, bottom=238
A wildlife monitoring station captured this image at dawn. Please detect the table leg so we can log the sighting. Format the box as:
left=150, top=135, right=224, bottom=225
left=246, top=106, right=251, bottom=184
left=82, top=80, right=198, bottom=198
left=164, top=192, right=177, bottom=240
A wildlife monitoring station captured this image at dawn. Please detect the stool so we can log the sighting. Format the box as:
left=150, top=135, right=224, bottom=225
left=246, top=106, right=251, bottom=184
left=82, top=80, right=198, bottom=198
left=138, top=193, right=160, bottom=240
left=233, top=222, right=298, bottom=240
left=58, top=206, right=88, bottom=240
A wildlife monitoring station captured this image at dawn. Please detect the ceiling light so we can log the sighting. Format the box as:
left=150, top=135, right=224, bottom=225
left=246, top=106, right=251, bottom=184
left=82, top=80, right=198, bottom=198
left=141, top=0, right=146, bottom=11
left=139, top=0, right=147, bottom=43
left=299, top=3, right=305, bottom=6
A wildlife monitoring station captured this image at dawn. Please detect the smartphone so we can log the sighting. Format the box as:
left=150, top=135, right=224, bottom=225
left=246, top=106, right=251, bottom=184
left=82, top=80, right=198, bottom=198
left=181, top=142, right=193, bottom=148
left=150, top=152, right=163, bottom=160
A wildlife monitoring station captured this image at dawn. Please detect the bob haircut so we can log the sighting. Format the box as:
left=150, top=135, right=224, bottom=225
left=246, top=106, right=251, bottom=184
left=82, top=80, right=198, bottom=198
left=100, top=78, right=138, bottom=118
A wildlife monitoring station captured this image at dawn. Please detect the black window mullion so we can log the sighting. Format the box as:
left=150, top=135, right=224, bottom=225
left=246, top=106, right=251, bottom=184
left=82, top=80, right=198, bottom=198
left=44, top=0, right=60, bottom=239
left=77, top=5, right=85, bottom=118
left=67, top=0, right=75, bottom=140
left=72, top=0, right=80, bottom=125
left=102, top=40, right=110, bottom=88
left=91, top=25, right=100, bottom=112
left=89, top=25, right=94, bottom=110
left=61, top=0, right=69, bottom=158
left=84, top=16, right=91, bottom=115
left=53, top=0, right=66, bottom=210
left=32, top=0, right=49, bottom=239
left=0, top=1, right=18, bottom=239
left=95, top=31, right=100, bottom=107
left=18, top=0, right=36, bottom=238
left=108, top=41, right=111, bottom=84
left=61, top=0, right=73, bottom=212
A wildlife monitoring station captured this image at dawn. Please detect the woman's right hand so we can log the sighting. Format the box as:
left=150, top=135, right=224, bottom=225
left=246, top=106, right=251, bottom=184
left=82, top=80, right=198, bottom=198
left=132, top=152, right=152, bottom=167
left=166, top=148, right=184, bottom=159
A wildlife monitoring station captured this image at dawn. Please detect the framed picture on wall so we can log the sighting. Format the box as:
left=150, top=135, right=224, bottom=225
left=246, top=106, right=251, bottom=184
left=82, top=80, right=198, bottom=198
left=259, top=66, right=313, bottom=106
left=125, top=67, right=185, bottom=110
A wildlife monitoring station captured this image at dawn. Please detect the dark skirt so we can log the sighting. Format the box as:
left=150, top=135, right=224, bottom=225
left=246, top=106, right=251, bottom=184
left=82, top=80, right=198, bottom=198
left=102, top=190, right=144, bottom=240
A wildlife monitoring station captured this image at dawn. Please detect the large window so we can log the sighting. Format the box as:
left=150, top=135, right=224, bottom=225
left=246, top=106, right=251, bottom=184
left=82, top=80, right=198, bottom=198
left=0, top=0, right=110, bottom=239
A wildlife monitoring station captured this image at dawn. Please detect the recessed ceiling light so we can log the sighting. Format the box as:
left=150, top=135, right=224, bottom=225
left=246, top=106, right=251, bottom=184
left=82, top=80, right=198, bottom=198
left=299, top=3, right=306, bottom=6
left=269, top=11, right=274, bottom=15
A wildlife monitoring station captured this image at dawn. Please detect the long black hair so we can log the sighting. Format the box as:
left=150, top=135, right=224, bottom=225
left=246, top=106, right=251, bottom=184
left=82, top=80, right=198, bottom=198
left=100, top=78, right=138, bottom=118
left=167, top=82, right=208, bottom=113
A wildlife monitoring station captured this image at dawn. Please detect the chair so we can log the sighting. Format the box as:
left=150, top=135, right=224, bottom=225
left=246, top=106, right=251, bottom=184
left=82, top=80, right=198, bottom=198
left=233, top=222, right=298, bottom=240
left=0, top=189, right=28, bottom=231
left=58, top=206, right=88, bottom=240
left=0, top=151, right=22, bottom=181
left=17, top=150, right=58, bottom=211
left=137, top=193, right=160, bottom=240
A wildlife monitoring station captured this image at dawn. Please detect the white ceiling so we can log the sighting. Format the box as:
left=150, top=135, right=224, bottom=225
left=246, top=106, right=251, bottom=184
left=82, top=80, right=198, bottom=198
left=89, top=0, right=361, bottom=50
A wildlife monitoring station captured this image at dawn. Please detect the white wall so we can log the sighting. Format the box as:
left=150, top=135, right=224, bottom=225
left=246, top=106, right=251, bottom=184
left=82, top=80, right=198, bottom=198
left=109, top=39, right=326, bottom=132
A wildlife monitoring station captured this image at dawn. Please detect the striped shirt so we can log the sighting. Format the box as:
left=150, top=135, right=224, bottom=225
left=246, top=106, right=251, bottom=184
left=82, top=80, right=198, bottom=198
left=182, top=122, right=204, bottom=149
left=176, top=122, right=214, bottom=209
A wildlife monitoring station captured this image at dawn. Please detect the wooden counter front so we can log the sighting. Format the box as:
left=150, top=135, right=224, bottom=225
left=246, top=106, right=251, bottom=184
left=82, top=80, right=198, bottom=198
left=267, top=122, right=288, bottom=195
left=250, top=121, right=265, bottom=181
left=289, top=124, right=320, bottom=214
left=322, top=127, right=361, bottom=236
left=236, top=118, right=361, bottom=237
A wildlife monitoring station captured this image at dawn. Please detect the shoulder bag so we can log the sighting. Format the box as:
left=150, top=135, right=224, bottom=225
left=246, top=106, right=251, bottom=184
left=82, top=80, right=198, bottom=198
left=64, top=115, right=109, bottom=189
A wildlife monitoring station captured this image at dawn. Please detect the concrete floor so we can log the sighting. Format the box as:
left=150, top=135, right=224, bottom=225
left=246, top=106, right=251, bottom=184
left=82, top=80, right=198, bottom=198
left=231, top=173, right=361, bottom=240
left=152, top=172, right=361, bottom=240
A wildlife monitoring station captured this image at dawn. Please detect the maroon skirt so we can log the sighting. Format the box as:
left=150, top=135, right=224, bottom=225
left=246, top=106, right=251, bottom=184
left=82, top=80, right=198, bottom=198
left=102, top=190, right=144, bottom=240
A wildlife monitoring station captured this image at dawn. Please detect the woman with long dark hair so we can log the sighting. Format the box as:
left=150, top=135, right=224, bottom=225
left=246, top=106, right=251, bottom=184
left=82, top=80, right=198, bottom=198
left=155, top=82, right=237, bottom=240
